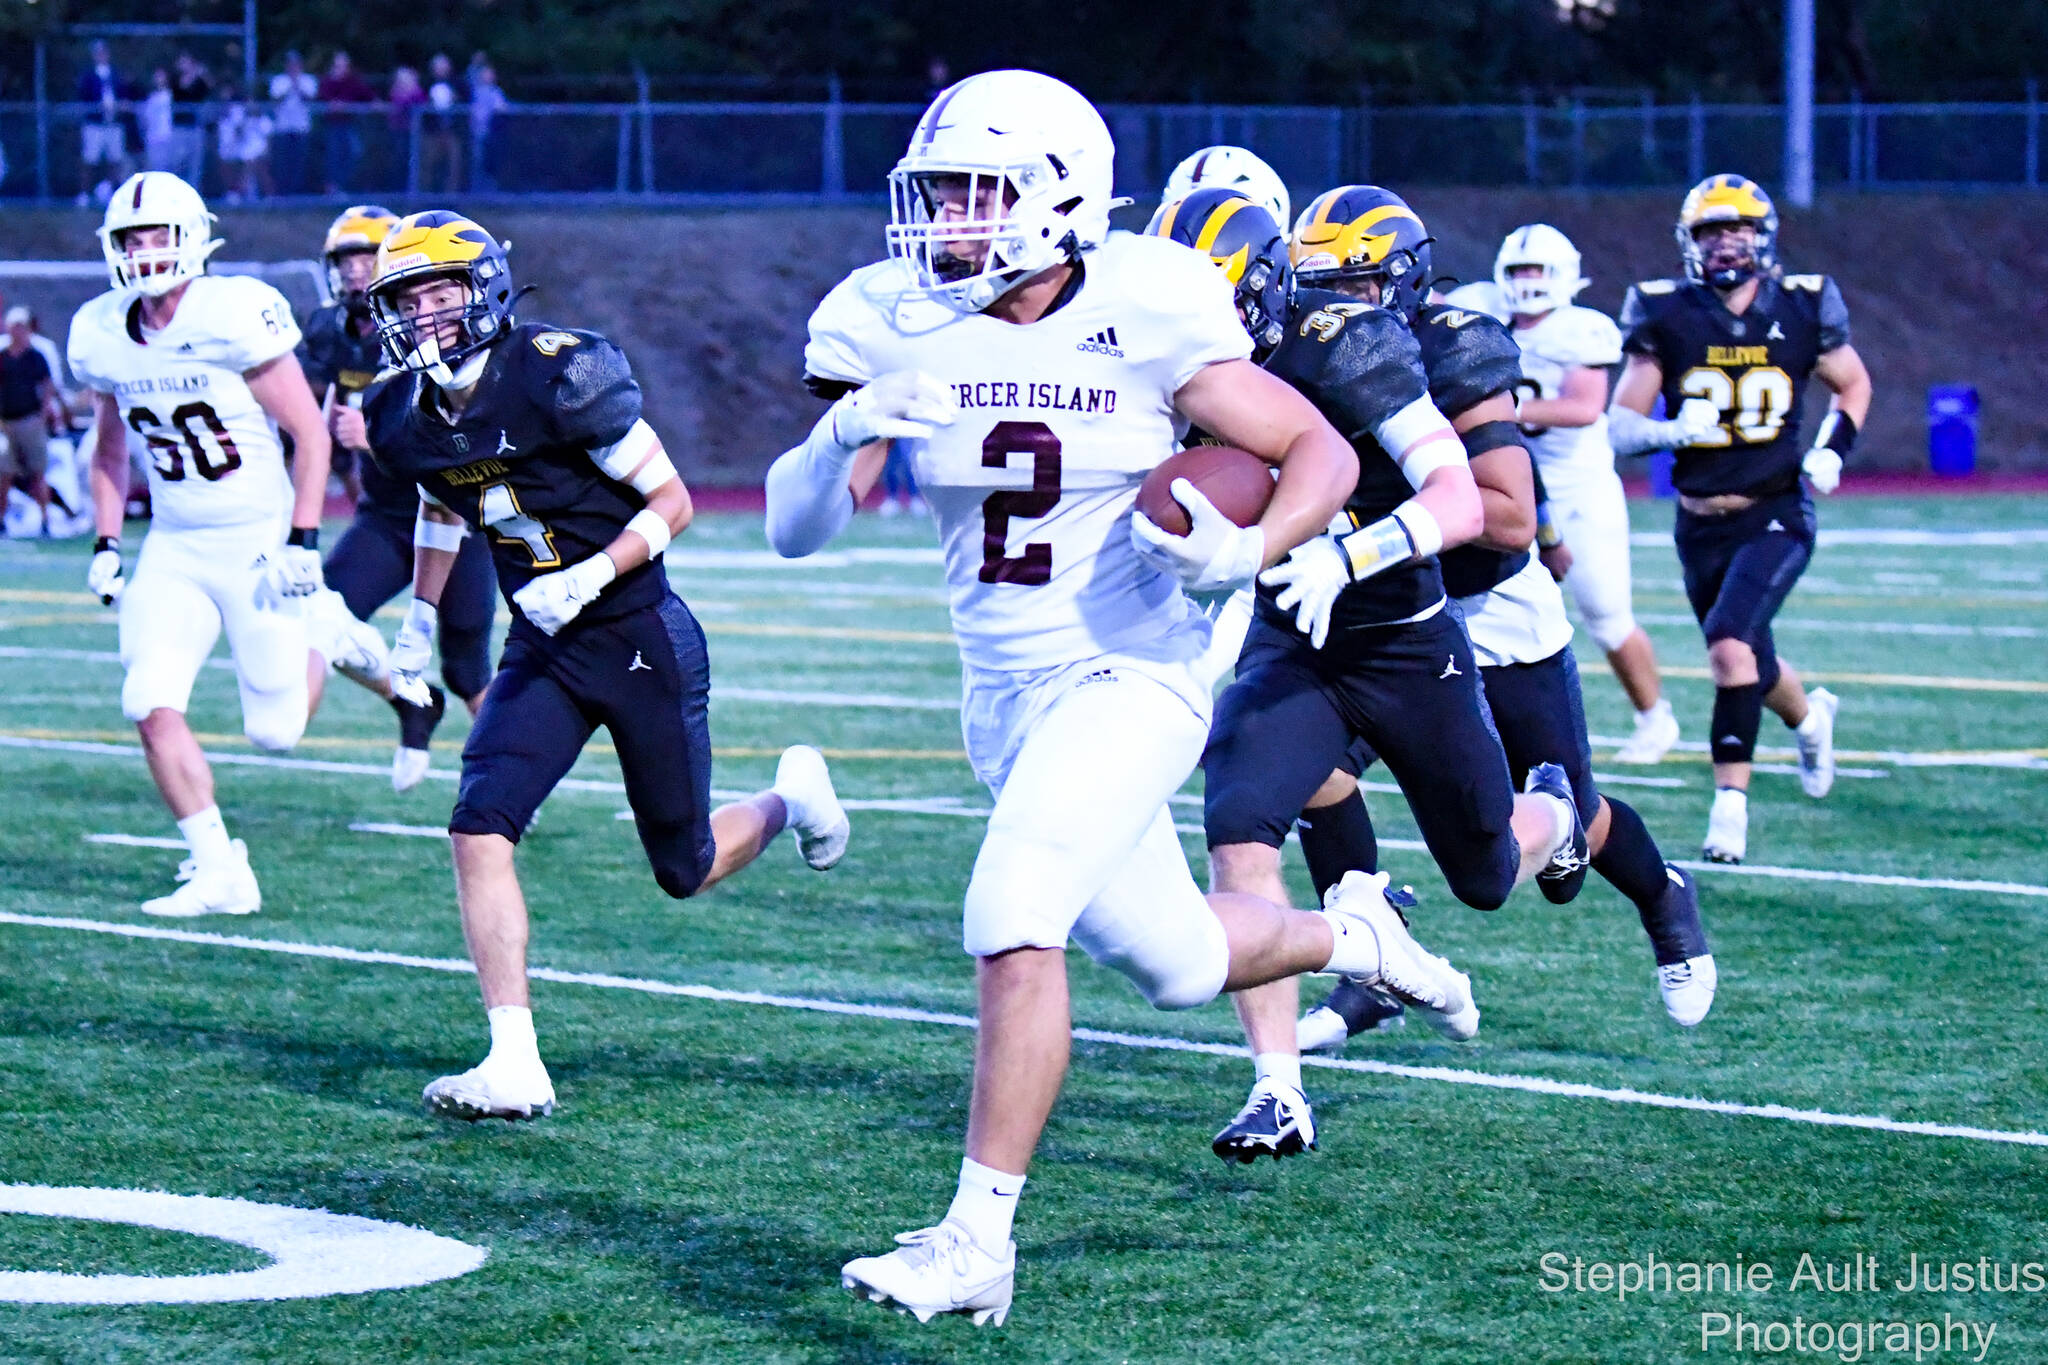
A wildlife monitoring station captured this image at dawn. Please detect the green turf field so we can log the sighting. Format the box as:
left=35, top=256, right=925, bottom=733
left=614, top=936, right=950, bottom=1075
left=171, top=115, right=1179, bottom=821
left=2, top=496, right=2045, bottom=1363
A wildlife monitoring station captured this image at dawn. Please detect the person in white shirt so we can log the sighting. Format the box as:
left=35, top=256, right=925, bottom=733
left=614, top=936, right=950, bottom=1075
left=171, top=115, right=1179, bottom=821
left=266, top=51, right=317, bottom=194
left=70, top=173, right=380, bottom=918
left=1446, top=225, right=1715, bottom=763
left=768, top=70, right=1474, bottom=1327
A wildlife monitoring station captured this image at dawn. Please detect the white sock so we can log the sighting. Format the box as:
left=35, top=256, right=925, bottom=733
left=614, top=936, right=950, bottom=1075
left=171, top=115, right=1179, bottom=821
left=1253, top=1051, right=1302, bottom=1094
left=1316, top=907, right=1383, bottom=978
left=1638, top=699, right=1670, bottom=723
left=177, top=806, right=234, bottom=871
left=1795, top=707, right=1823, bottom=736
left=945, top=1157, right=1025, bottom=1254
left=485, top=1005, right=540, bottom=1068
left=1712, top=787, right=1749, bottom=817
left=771, top=767, right=813, bottom=831
left=1536, top=792, right=1573, bottom=856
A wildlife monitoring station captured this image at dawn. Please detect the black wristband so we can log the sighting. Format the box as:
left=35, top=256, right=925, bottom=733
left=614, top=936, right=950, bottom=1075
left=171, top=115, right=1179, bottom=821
left=93, top=535, right=119, bottom=553
left=287, top=526, right=320, bottom=550
left=1819, top=411, right=1858, bottom=455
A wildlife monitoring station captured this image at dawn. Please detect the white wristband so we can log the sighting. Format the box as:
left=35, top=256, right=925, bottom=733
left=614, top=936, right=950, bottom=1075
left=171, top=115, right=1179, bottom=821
left=414, top=509, right=465, bottom=553
left=625, top=507, right=672, bottom=560
left=1391, top=499, right=1445, bottom=559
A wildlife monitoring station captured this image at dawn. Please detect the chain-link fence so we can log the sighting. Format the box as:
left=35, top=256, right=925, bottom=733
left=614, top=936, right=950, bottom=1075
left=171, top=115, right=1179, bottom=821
left=2, top=96, right=2041, bottom=203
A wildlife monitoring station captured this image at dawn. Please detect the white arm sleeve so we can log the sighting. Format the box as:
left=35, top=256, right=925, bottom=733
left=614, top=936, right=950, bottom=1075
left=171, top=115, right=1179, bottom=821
left=1607, top=402, right=1691, bottom=457
left=764, top=406, right=860, bottom=558
left=1377, top=394, right=1466, bottom=490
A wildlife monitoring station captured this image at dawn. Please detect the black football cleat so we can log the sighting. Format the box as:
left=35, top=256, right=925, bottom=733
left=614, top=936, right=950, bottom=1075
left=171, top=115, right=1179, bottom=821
left=1211, top=1080, right=1317, bottom=1164
left=1527, top=761, right=1589, bottom=904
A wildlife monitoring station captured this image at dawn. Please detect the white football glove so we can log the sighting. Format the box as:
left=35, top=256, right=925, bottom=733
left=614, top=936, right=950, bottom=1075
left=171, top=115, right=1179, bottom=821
left=389, top=598, right=437, bottom=707
left=87, top=539, right=125, bottom=605
left=1257, top=535, right=1351, bottom=649
left=830, top=371, right=959, bottom=449
left=255, top=542, right=325, bottom=610
left=512, top=553, right=618, bottom=636
left=1672, top=397, right=1725, bottom=446
left=1129, top=479, right=1268, bottom=593
left=1802, top=445, right=1843, bottom=495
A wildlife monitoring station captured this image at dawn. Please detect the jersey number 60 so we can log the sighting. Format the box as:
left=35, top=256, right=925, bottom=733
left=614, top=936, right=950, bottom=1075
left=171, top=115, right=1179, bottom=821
left=126, top=402, right=242, bottom=482
left=980, top=420, right=1061, bottom=585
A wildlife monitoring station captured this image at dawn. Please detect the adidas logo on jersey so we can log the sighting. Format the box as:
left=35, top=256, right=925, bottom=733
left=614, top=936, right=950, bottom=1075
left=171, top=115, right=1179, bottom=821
left=1076, top=668, right=1120, bottom=687
left=1076, top=326, right=1124, bottom=357
left=177, top=342, right=196, bottom=353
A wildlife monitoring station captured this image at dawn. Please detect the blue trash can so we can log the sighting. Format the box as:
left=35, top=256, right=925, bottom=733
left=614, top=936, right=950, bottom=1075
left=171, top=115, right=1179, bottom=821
left=1643, top=394, right=1677, bottom=497
left=1928, top=385, right=1978, bottom=478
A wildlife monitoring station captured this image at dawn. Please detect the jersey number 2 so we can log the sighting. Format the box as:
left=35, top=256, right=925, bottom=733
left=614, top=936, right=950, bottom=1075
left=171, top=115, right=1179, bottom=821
left=479, top=482, right=562, bottom=569
left=126, top=402, right=242, bottom=482
left=980, top=421, right=1061, bottom=585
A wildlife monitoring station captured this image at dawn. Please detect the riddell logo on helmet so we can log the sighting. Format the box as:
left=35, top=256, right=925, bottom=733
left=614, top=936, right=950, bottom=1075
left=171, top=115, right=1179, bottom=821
left=383, top=252, right=432, bottom=272
left=1076, top=326, right=1123, bottom=357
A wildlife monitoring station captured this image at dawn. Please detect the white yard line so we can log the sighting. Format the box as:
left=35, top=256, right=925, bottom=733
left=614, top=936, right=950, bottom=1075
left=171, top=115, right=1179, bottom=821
left=24, top=734, right=2046, bottom=900
left=0, top=908, right=2041, bottom=1151
left=83, top=833, right=187, bottom=850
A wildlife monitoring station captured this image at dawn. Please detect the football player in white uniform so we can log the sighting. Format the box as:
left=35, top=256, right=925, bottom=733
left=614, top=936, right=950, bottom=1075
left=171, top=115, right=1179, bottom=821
left=71, top=172, right=361, bottom=917
left=1446, top=225, right=1715, bottom=763
left=1161, top=144, right=1290, bottom=233
left=766, top=71, right=1476, bottom=1327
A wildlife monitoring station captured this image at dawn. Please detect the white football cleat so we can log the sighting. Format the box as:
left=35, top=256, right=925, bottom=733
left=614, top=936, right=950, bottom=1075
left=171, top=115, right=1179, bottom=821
left=142, top=840, right=261, bottom=917
left=1322, top=870, right=1478, bottom=1041
left=1612, top=698, right=1680, bottom=765
left=309, top=588, right=390, bottom=688
left=1702, top=788, right=1748, bottom=864
left=1657, top=954, right=1718, bottom=1028
left=775, top=744, right=850, bottom=871
left=422, top=1056, right=556, bottom=1122
left=1795, top=688, right=1838, bottom=798
left=841, top=1219, right=1014, bottom=1327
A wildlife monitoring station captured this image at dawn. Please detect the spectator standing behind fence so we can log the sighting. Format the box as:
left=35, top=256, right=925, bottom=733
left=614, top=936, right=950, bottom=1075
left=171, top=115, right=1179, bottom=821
left=236, top=99, right=275, bottom=200
left=319, top=51, right=378, bottom=193
left=421, top=53, right=463, bottom=192
left=216, top=97, right=247, bottom=201
left=469, top=65, right=508, bottom=191
left=142, top=69, right=176, bottom=172
left=0, top=308, right=65, bottom=539
left=171, top=52, right=212, bottom=186
left=388, top=66, right=426, bottom=184
left=76, top=41, right=133, bottom=206
left=269, top=51, right=317, bottom=194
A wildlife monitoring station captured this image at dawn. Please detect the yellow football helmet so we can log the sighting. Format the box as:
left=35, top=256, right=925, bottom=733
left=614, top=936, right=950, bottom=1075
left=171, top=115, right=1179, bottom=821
left=1144, top=188, right=1293, bottom=352
left=322, top=204, right=400, bottom=303
left=367, top=210, right=515, bottom=382
left=1289, top=185, right=1433, bottom=317
left=1676, top=174, right=1778, bottom=287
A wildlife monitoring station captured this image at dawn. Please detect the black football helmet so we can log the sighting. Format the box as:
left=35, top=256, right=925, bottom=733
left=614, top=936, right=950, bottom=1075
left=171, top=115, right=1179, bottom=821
left=1145, top=187, right=1295, bottom=354
left=1290, top=185, right=1434, bottom=320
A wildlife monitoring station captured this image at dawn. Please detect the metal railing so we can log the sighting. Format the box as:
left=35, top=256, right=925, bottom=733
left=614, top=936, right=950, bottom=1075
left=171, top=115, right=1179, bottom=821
left=4, top=95, right=2042, bottom=203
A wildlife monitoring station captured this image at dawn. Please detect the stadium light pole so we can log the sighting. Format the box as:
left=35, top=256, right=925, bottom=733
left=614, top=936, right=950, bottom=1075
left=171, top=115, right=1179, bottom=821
left=1784, top=0, right=1815, bottom=207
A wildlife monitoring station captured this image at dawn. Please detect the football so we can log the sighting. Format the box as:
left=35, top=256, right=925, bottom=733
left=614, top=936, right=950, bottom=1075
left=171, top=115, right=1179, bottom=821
left=1136, top=444, right=1276, bottom=536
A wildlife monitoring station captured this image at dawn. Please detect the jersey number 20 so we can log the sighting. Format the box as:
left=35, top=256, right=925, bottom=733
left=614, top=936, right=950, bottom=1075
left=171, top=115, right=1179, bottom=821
left=126, top=402, right=242, bottom=482
left=980, top=421, right=1061, bottom=585
left=1678, top=366, right=1793, bottom=447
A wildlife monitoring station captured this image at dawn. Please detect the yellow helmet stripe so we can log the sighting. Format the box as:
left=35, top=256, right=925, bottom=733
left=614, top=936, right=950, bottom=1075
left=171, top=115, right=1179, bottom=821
left=1306, top=189, right=1345, bottom=232
left=1154, top=195, right=1187, bottom=243
left=1193, top=196, right=1255, bottom=255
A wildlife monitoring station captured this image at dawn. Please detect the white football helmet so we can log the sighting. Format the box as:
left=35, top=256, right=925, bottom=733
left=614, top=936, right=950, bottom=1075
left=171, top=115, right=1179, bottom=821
left=1494, top=223, right=1586, bottom=317
left=1162, top=145, right=1290, bottom=233
left=886, top=70, right=1118, bottom=313
left=98, top=171, right=220, bottom=297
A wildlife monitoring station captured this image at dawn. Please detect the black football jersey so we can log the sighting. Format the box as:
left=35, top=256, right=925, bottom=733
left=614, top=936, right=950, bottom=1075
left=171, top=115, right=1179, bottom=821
left=1249, top=288, right=1438, bottom=636
left=299, top=301, right=413, bottom=521
left=1412, top=302, right=1531, bottom=599
left=1619, top=274, right=1850, bottom=498
left=364, top=322, right=660, bottom=627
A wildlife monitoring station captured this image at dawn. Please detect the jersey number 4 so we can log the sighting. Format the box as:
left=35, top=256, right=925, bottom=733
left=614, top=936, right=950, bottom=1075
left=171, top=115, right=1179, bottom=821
left=980, top=420, right=1061, bottom=585
left=479, top=482, right=563, bottom=569
left=1678, top=366, right=1793, bottom=447
left=126, top=402, right=242, bottom=482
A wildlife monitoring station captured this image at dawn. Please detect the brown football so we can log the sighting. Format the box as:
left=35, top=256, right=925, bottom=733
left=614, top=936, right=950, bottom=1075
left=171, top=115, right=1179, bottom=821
left=1137, top=445, right=1276, bottom=536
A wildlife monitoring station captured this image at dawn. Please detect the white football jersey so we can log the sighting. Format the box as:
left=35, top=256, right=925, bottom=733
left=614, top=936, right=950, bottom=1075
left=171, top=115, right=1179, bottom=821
left=1453, top=553, right=1574, bottom=669
left=69, top=274, right=302, bottom=533
left=805, top=232, right=1252, bottom=671
left=1441, top=282, right=1622, bottom=483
